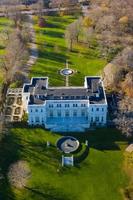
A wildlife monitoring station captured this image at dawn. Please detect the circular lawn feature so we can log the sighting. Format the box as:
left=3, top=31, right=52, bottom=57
left=57, top=136, right=79, bottom=154
left=60, top=68, right=74, bottom=76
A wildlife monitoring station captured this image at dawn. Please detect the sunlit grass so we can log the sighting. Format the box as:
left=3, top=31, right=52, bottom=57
left=0, top=127, right=128, bottom=200
left=30, top=15, right=107, bottom=86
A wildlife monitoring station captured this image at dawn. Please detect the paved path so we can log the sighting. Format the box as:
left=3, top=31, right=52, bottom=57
left=22, top=14, right=38, bottom=81
left=27, top=15, right=38, bottom=66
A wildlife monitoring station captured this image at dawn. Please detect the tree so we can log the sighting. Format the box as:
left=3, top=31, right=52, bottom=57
left=112, top=47, right=133, bottom=69
left=0, top=30, right=28, bottom=85
left=114, top=97, right=133, bottom=137
left=83, top=16, right=93, bottom=28
left=8, top=160, right=31, bottom=188
left=103, top=63, right=124, bottom=88
left=65, top=19, right=81, bottom=51
left=122, top=72, right=133, bottom=98
left=36, top=0, right=44, bottom=17
left=2, top=0, right=23, bottom=28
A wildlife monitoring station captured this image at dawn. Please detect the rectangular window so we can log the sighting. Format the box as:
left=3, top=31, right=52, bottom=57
left=41, top=109, right=43, bottom=112
left=92, top=108, right=93, bottom=111
left=35, top=116, right=39, bottom=122
left=57, top=110, right=61, bottom=117
left=65, top=110, right=69, bottom=117
left=96, top=116, right=99, bottom=122
left=96, top=108, right=99, bottom=111
left=101, top=116, right=104, bottom=122
left=102, top=108, right=104, bottom=112
left=73, top=110, right=77, bottom=117
left=35, top=109, right=38, bottom=112
left=30, top=109, right=32, bottom=112
left=81, top=110, right=85, bottom=117
left=49, top=111, right=53, bottom=117
left=91, top=117, right=93, bottom=122
left=57, top=104, right=61, bottom=108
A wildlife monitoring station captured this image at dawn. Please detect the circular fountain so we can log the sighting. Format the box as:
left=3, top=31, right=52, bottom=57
left=57, top=136, right=79, bottom=154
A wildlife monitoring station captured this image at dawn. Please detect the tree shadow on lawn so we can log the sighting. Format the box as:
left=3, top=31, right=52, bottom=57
left=39, top=49, right=68, bottom=64
left=0, top=133, right=23, bottom=200
left=14, top=138, right=61, bottom=169
left=0, top=44, right=5, bottom=50
left=43, top=29, right=64, bottom=38
left=0, top=21, right=11, bottom=27
left=60, top=128, right=128, bottom=151
left=24, top=185, right=73, bottom=200
left=46, top=21, right=65, bottom=29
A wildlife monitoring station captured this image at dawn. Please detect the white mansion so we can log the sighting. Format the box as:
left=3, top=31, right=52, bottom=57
left=22, top=76, right=108, bottom=132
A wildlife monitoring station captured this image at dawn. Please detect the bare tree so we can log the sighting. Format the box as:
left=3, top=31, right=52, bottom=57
left=65, top=20, right=81, bottom=51
left=114, top=97, right=133, bottom=137
left=2, top=0, right=22, bottom=28
left=8, top=160, right=31, bottom=188
left=122, top=72, right=133, bottom=98
left=0, top=30, right=28, bottom=85
left=36, top=0, right=44, bottom=17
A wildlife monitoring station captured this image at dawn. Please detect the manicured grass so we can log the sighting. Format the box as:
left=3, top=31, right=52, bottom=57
left=31, top=15, right=107, bottom=86
left=0, top=127, right=128, bottom=200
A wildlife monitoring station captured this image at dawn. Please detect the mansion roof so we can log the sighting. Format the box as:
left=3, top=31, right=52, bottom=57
left=23, top=77, right=106, bottom=105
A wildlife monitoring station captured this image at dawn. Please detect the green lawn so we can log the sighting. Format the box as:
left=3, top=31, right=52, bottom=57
left=31, top=15, right=107, bottom=86
left=0, top=127, right=128, bottom=200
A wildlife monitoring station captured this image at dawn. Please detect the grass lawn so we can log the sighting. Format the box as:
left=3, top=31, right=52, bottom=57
left=31, top=15, right=107, bottom=86
left=0, top=17, right=12, bottom=84
left=0, top=127, right=128, bottom=200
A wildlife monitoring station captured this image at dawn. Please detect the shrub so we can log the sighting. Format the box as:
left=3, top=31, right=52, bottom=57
left=38, top=17, right=46, bottom=27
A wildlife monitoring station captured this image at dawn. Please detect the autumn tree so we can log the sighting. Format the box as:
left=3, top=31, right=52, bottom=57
left=122, top=72, right=133, bottom=98
left=114, top=97, right=133, bottom=137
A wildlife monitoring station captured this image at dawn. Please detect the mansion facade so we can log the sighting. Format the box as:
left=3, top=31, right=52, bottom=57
left=22, top=76, right=108, bottom=132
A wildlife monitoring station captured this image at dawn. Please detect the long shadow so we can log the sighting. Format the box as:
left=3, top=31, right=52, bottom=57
left=74, top=146, right=89, bottom=164
left=0, top=44, right=4, bottom=50
left=59, top=128, right=128, bottom=151
left=24, top=185, right=73, bottom=200
left=39, top=49, right=68, bottom=64
left=0, top=132, right=22, bottom=200
left=46, top=21, right=65, bottom=29
left=44, top=29, right=64, bottom=38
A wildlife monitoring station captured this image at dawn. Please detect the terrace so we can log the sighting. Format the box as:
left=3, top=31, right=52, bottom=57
left=46, top=117, right=88, bottom=125
left=4, top=88, right=24, bottom=122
